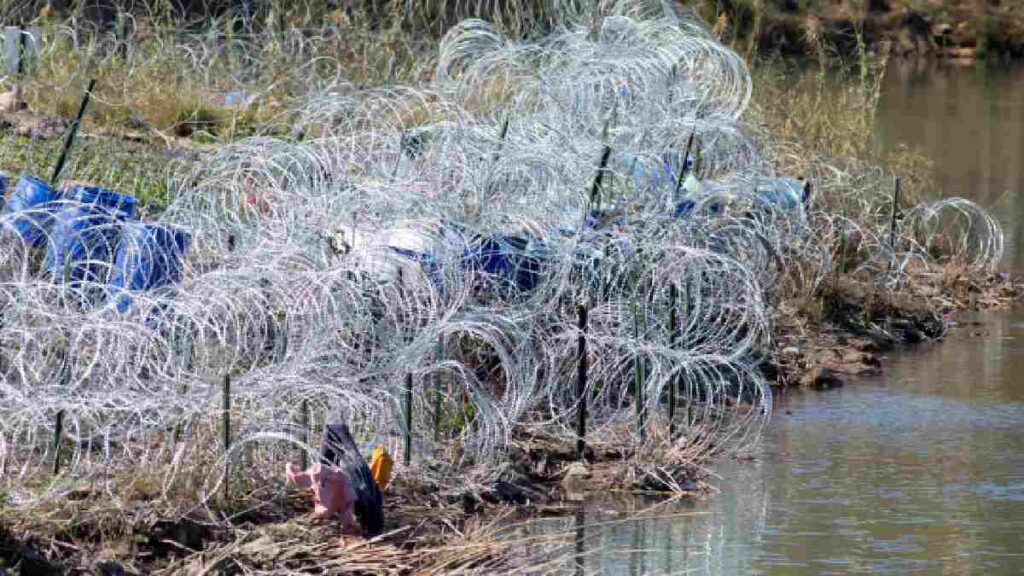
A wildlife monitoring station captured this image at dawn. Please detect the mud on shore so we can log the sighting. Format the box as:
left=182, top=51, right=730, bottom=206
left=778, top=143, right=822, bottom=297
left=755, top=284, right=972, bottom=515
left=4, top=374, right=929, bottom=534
left=768, top=271, right=1020, bottom=390
left=732, top=2, right=1024, bottom=60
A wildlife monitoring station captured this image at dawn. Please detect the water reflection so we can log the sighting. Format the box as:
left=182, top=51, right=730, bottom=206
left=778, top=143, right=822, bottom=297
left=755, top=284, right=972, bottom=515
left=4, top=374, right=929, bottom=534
left=524, top=311, right=1024, bottom=574
left=876, top=60, right=1024, bottom=271
left=525, top=470, right=773, bottom=573
left=518, top=61, right=1024, bottom=575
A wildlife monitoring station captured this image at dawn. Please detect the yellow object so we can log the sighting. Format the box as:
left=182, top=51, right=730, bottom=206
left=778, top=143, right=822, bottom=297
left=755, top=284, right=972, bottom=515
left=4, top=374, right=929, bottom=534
left=370, top=446, right=394, bottom=490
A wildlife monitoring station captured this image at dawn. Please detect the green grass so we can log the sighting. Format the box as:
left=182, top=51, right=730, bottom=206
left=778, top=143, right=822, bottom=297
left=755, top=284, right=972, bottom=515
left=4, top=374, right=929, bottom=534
left=0, top=132, right=182, bottom=214
left=0, top=3, right=938, bottom=217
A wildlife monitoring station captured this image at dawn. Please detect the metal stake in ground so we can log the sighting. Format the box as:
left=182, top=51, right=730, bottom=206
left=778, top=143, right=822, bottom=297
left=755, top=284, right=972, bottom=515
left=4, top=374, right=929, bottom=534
left=673, top=132, right=696, bottom=199
left=802, top=180, right=814, bottom=211
left=52, top=349, right=70, bottom=475
left=300, top=398, right=309, bottom=470
left=222, top=373, right=231, bottom=503
left=52, top=409, right=64, bottom=475
left=16, top=24, right=25, bottom=77
left=403, top=372, right=413, bottom=466
left=434, top=337, right=443, bottom=445
left=397, top=267, right=414, bottom=466
left=171, top=327, right=194, bottom=449
left=668, top=284, right=678, bottom=439
left=838, top=203, right=849, bottom=278
left=575, top=303, right=588, bottom=461
left=588, top=118, right=613, bottom=209
left=633, top=301, right=647, bottom=442
left=50, top=78, right=96, bottom=185
left=887, top=176, right=901, bottom=274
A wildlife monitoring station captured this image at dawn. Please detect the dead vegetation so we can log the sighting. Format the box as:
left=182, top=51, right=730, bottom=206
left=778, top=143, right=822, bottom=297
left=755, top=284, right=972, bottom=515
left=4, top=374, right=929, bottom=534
left=769, top=270, right=1020, bottom=389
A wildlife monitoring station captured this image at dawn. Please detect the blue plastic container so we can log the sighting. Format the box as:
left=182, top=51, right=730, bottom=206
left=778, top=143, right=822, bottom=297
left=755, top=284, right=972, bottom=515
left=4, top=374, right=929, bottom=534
left=462, top=235, right=547, bottom=294
left=387, top=246, right=445, bottom=290
left=107, top=222, right=191, bottom=313
left=44, top=205, right=124, bottom=289
left=2, top=174, right=62, bottom=246
left=0, top=171, right=8, bottom=212
left=673, top=199, right=696, bottom=218
left=625, top=151, right=694, bottom=193
left=68, top=185, right=138, bottom=218
left=753, top=177, right=807, bottom=210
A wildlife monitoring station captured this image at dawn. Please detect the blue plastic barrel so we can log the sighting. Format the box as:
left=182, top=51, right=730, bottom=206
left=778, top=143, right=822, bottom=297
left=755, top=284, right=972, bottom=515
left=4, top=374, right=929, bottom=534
left=0, top=171, right=8, bottom=212
left=68, top=185, right=138, bottom=219
left=623, top=151, right=694, bottom=193
left=753, top=177, right=806, bottom=210
left=462, top=234, right=547, bottom=294
left=387, top=246, right=444, bottom=290
left=107, top=222, right=191, bottom=313
left=2, top=174, right=62, bottom=246
left=673, top=199, right=697, bottom=217
left=44, top=205, right=124, bottom=290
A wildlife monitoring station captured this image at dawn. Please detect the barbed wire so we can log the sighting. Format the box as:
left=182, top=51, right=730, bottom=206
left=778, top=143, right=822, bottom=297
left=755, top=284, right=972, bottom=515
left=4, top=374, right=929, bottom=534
left=0, top=0, right=1004, bottom=510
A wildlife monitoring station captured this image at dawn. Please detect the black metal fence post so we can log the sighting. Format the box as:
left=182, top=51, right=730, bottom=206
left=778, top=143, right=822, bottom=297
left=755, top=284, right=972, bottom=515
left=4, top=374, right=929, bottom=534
left=403, top=372, right=413, bottom=466
left=633, top=302, right=646, bottom=442
left=52, top=409, right=64, bottom=475
left=50, top=78, right=96, bottom=185
left=887, top=176, right=901, bottom=274
left=575, top=304, right=588, bottom=461
left=222, top=374, right=231, bottom=503
left=434, top=337, right=443, bottom=445
left=300, top=398, right=309, bottom=470
left=668, top=284, right=678, bottom=439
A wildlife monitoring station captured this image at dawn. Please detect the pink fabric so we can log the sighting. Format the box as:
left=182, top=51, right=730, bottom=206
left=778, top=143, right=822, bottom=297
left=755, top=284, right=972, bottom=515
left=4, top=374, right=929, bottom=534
left=286, top=462, right=359, bottom=531
left=245, top=192, right=272, bottom=215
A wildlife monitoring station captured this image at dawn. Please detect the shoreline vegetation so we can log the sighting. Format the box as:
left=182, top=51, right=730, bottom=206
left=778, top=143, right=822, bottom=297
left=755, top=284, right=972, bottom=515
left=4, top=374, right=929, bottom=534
left=707, top=0, right=1024, bottom=62
left=1, top=2, right=1021, bottom=574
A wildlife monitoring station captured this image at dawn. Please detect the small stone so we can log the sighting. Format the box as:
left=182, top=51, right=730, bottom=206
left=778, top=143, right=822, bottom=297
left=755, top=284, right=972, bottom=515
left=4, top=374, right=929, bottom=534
left=96, top=561, right=139, bottom=576
left=461, top=492, right=480, bottom=514
left=903, top=325, right=923, bottom=344
left=800, top=367, right=844, bottom=389
left=847, top=337, right=878, bottom=352
left=561, top=463, right=589, bottom=502
left=0, top=85, right=24, bottom=113
left=780, top=346, right=802, bottom=359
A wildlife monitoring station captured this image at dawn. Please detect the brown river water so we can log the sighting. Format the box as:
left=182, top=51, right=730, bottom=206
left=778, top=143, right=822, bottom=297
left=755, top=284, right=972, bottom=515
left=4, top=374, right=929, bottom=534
left=519, top=61, right=1024, bottom=574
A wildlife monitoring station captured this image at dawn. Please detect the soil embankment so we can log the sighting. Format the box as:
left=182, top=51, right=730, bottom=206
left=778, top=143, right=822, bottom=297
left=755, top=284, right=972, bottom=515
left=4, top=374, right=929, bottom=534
left=725, top=0, right=1024, bottom=60
left=769, top=272, right=1020, bottom=389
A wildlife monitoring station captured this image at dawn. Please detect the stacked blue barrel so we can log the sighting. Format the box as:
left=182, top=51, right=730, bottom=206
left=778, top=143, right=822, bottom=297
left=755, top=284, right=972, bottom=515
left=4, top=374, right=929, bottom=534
left=0, top=173, right=190, bottom=312
left=0, top=171, right=8, bottom=211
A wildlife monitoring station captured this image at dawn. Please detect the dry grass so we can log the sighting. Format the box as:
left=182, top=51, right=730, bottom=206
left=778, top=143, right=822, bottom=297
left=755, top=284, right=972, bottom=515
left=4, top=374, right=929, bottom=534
left=2, top=509, right=575, bottom=574
left=0, top=5, right=1015, bottom=573
left=0, top=420, right=712, bottom=572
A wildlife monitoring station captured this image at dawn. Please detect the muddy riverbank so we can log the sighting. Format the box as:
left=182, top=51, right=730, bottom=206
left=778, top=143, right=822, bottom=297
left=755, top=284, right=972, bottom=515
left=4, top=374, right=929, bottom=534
left=770, top=272, right=1020, bottom=389
left=729, top=1, right=1024, bottom=60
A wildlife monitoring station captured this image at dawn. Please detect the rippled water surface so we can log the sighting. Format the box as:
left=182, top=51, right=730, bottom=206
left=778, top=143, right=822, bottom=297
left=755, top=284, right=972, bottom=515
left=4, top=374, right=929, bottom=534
left=876, top=60, right=1024, bottom=271
left=520, top=63, right=1024, bottom=575
left=523, top=311, right=1024, bottom=574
